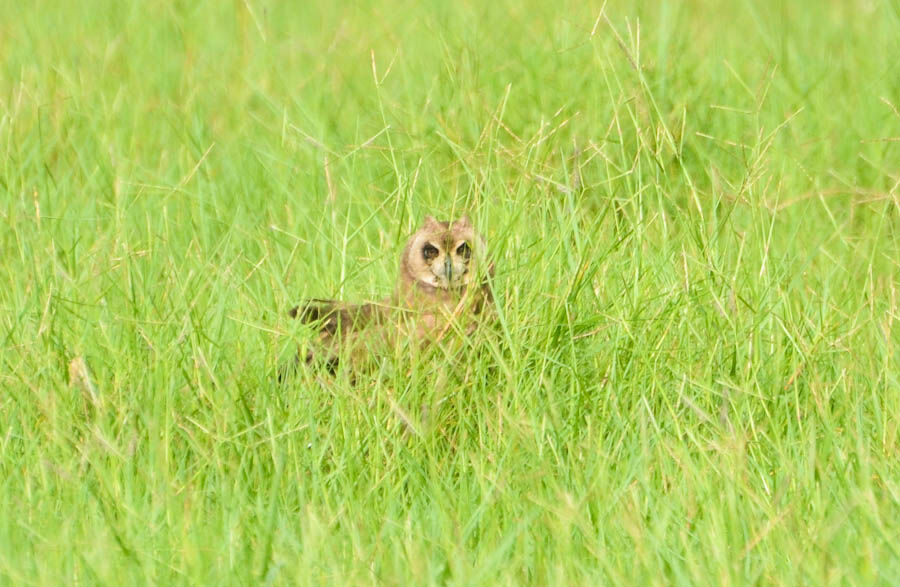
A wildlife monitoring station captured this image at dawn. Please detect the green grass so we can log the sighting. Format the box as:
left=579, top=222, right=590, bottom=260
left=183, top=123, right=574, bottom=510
left=2, top=0, right=900, bottom=583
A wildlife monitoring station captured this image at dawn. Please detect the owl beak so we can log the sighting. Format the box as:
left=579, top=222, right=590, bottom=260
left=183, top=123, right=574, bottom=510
left=444, top=257, right=453, bottom=283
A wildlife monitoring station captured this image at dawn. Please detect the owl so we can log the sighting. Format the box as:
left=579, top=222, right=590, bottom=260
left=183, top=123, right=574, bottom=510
left=282, top=215, right=492, bottom=378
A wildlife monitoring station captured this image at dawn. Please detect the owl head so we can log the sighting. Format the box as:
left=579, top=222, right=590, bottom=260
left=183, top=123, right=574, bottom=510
left=401, top=215, right=481, bottom=291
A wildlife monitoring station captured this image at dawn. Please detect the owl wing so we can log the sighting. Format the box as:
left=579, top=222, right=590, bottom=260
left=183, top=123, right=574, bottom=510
left=289, top=298, right=385, bottom=335
left=282, top=298, right=391, bottom=380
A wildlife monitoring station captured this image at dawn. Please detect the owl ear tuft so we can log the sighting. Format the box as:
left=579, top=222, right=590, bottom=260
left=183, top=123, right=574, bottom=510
left=423, top=215, right=442, bottom=230
left=453, top=215, right=472, bottom=229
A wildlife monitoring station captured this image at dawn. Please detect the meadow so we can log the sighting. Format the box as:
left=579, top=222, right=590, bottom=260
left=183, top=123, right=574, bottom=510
left=2, top=0, right=900, bottom=583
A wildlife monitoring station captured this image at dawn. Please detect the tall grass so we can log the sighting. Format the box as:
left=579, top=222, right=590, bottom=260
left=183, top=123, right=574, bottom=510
left=2, top=0, right=899, bottom=583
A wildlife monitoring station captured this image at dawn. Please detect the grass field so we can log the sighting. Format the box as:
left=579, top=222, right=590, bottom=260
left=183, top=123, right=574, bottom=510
left=2, top=0, right=900, bottom=583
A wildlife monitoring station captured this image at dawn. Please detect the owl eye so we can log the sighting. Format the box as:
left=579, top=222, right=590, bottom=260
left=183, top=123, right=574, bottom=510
left=422, top=244, right=439, bottom=261
left=456, top=242, right=471, bottom=259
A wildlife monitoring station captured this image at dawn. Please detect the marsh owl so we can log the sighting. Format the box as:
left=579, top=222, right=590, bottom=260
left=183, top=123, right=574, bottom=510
left=284, top=215, right=492, bottom=376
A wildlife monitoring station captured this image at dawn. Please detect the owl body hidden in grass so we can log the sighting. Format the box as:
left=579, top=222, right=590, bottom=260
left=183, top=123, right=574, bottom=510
left=285, top=216, right=492, bottom=376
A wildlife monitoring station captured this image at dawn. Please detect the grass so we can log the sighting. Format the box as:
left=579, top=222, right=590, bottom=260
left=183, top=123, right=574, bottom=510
left=2, top=0, right=900, bottom=583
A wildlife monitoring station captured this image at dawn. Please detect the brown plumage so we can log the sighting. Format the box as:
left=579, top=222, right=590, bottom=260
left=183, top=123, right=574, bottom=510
left=283, top=215, right=492, bottom=378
